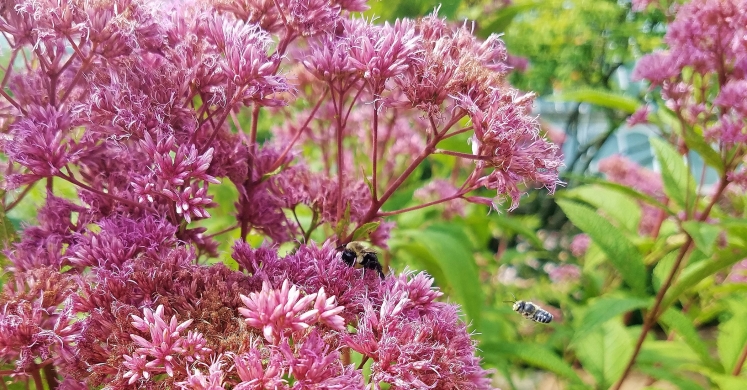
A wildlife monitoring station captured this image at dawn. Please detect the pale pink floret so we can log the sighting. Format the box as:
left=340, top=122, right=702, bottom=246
left=313, top=287, right=346, bottom=331
left=127, top=305, right=195, bottom=378
left=176, top=357, right=226, bottom=390
left=239, top=280, right=343, bottom=343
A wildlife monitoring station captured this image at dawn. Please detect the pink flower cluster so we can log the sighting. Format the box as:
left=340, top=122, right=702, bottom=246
left=633, top=0, right=747, bottom=188
left=0, top=0, right=559, bottom=387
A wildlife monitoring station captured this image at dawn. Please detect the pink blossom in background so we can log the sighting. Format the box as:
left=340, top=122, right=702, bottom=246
left=726, top=259, right=747, bottom=283
left=570, top=233, right=591, bottom=257
left=545, top=264, right=582, bottom=283
left=626, top=105, right=651, bottom=127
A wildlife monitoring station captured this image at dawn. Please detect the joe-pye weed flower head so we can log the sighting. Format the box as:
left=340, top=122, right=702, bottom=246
left=0, top=0, right=562, bottom=388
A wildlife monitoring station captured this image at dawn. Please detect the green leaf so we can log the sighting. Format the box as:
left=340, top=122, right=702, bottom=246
left=662, top=248, right=747, bottom=313
left=480, top=342, right=584, bottom=385
left=698, top=370, right=747, bottom=390
left=652, top=251, right=678, bottom=292
left=491, top=214, right=544, bottom=249
left=552, top=88, right=639, bottom=113
left=659, top=308, right=723, bottom=371
left=395, top=225, right=484, bottom=327
left=573, top=296, right=652, bottom=343
left=562, top=176, right=674, bottom=215
left=566, top=185, right=641, bottom=232
left=717, top=299, right=747, bottom=373
left=637, top=341, right=704, bottom=390
left=681, top=126, right=725, bottom=175
left=558, top=199, right=647, bottom=293
left=351, top=222, right=381, bottom=242
left=681, top=221, right=721, bottom=256
left=574, top=321, right=633, bottom=389
left=650, top=137, right=697, bottom=211
left=480, top=0, right=545, bottom=36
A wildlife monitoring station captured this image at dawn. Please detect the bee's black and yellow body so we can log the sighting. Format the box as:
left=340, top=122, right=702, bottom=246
left=339, top=241, right=385, bottom=279
left=511, top=300, right=553, bottom=324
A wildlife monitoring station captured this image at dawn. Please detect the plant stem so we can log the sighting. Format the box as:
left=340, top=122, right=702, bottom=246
left=42, top=364, right=58, bottom=389
left=378, top=191, right=467, bottom=217
left=57, top=171, right=157, bottom=213
left=5, top=183, right=35, bottom=211
left=732, top=341, right=747, bottom=376
left=268, top=88, right=328, bottom=172
left=372, top=95, right=379, bottom=201
left=612, top=177, right=730, bottom=389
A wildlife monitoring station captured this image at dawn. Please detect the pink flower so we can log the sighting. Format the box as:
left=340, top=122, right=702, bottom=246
left=239, top=280, right=330, bottom=343
left=627, top=105, right=651, bottom=127
left=176, top=357, right=227, bottom=390
left=127, top=305, right=195, bottom=378
left=546, top=264, right=582, bottom=283
left=234, top=345, right=289, bottom=390
left=570, top=234, right=591, bottom=257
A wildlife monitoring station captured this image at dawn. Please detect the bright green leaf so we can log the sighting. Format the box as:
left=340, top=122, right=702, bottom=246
left=573, top=296, right=652, bottom=343
left=717, top=299, right=747, bottom=373
left=491, top=214, right=544, bottom=249
left=562, top=176, right=674, bottom=215
left=681, top=127, right=725, bottom=175
left=652, top=251, right=677, bottom=292
left=351, top=222, right=381, bottom=242
left=558, top=199, right=648, bottom=293
left=681, top=221, right=721, bottom=256
left=650, top=137, right=697, bottom=211
left=552, top=88, right=639, bottom=112
left=481, top=342, right=585, bottom=385
left=480, top=0, right=545, bottom=36
left=566, top=185, right=642, bottom=232
left=659, top=308, right=723, bottom=371
left=574, top=321, right=633, bottom=389
left=662, top=248, right=747, bottom=313
left=395, top=225, right=483, bottom=327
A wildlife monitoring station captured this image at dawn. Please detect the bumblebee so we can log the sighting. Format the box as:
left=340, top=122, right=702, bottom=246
left=338, top=241, right=385, bottom=279
left=505, top=294, right=553, bottom=324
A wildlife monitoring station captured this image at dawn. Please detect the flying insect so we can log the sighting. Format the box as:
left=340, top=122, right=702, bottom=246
left=505, top=294, right=553, bottom=324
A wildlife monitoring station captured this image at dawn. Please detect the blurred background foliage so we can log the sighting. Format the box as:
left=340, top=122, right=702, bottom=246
left=4, top=0, right=747, bottom=389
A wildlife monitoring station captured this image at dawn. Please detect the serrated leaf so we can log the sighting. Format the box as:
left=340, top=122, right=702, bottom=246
left=637, top=342, right=704, bottom=390
left=558, top=200, right=647, bottom=293
left=395, top=225, right=483, bottom=327
left=651, top=137, right=697, bottom=211
left=653, top=251, right=677, bottom=291
left=717, top=300, right=747, bottom=373
left=566, top=185, right=641, bottom=232
left=573, top=297, right=652, bottom=342
left=574, top=321, right=633, bottom=389
left=480, top=342, right=584, bottom=385
left=661, top=247, right=747, bottom=313
left=681, top=126, right=725, bottom=175
left=351, top=222, right=380, bottom=242
left=563, top=176, right=674, bottom=215
left=553, top=88, right=639, bottom=113
left=659, top=308, right=722, bottom=371
left=681, top=221, right=721, bottom=256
